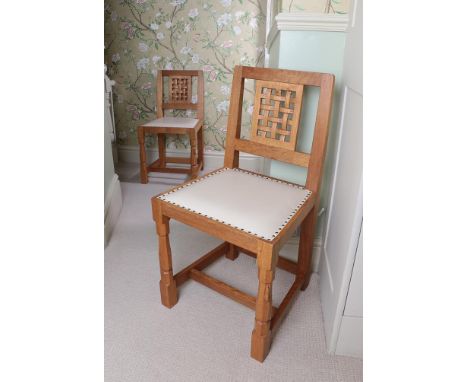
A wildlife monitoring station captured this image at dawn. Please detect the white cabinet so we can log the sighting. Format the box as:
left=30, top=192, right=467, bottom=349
left=319, top=0, right=363, bottom=358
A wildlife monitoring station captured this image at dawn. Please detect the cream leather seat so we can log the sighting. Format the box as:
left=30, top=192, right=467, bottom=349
left=157, top=167, right=312, bottom=241
left=141, top=116, right=199, bottom=129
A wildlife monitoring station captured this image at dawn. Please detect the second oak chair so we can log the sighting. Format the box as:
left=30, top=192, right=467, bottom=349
left=138, top=70, right=204, bottom=183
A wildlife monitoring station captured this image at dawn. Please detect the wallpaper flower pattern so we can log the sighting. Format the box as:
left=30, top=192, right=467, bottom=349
left=104, top=0, right=267, bottom=151
left=281, top=0, right=348, bottom=14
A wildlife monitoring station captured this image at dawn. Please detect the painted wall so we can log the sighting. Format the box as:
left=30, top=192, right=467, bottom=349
left=267, top=29, right=346, bottom=245
left=281, top=0, right=349, bottom=14
left=104, top=0, right=267, bottom=152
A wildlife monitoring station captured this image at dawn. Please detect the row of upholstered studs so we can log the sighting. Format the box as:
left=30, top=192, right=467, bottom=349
left=231, top=167, right=309, bottom=191
left=159, top=198, right=272, bottom=240
left=157, top=167, right=229, bottom=199
left=272, top=193, right=313, bottom=237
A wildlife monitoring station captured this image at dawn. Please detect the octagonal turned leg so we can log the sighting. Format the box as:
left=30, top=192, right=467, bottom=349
left=251, top=242, right=278, bottom=362
left=153, top=199, right=178, bottom=308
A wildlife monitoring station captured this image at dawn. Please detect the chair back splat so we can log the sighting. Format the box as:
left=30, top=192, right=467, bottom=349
left=156, top=70, right=204, bottom=121
left=223, top=65, right=334, bottom=195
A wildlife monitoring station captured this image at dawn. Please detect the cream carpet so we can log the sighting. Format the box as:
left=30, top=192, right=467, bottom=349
left=105, top=177, right=363, bottom=382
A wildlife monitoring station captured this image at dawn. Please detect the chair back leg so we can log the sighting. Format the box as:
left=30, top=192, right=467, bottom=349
left=138, top=127, right=148, bottom=184
left=297, top=206, right=317, bottom=290
left=189, top=131, right=199, bottom=179
left=197, top=127, right=204, bottom=171
left=157, top=133, right=166, bottom=168
left=226, top=243, right=239, bottom=260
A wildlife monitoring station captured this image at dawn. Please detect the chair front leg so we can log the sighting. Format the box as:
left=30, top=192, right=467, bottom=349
left=251, top=242, right=278, bottom=362
left=154, top=200, right=178, bottom=308
left=138, top=127, right=148, bottom=184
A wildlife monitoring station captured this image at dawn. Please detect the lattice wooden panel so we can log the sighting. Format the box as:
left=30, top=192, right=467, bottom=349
left=250, top=80, right=304, bottom=150
left=169, top=76, right=191, bottom=103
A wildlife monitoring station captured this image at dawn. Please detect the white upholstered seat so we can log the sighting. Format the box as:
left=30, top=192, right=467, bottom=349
left=157, top=168, right=312, bottom=241
left=142, top=116, right=199, bottom=129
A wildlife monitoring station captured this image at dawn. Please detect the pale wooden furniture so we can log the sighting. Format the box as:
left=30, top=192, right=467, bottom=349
left=138, top=70, right=204, bottom=183
left=151, top=66, right=334, bottom=362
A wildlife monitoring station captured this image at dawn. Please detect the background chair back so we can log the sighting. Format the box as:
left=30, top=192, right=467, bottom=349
left=156, top=70, right=204, bottom=121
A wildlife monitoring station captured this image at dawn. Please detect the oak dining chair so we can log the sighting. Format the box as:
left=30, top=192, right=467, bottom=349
left=151, top=65, right=334, bottom=362
left=138, top=70, right=204, bottom=183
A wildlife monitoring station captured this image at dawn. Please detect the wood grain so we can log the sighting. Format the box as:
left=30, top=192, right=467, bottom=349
left=152, top=66, right=335, bottom=363
left=138, top=70, right=205, bottom=182
left=174, top=242, right=228, bottom=286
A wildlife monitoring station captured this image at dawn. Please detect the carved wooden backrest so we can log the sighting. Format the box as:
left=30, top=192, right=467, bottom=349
left=250, top=80, right=304, bottom=150
left=156, top=70, right=204, bottom=120
left=224, top=66, right=335, bottom=194
left=169, top=76, right=191, bottom=103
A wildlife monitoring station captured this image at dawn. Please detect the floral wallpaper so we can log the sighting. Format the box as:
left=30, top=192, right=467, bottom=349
left=104, top=0, right=266, bottom=151
left=281, top=0, right=349, bottom=14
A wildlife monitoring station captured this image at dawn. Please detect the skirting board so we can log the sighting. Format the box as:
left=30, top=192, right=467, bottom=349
left=105, top=174, right=122, bottom=247
left=117, top=145, right=265, bottom=173
left=335, top=316, right=363, bottom=358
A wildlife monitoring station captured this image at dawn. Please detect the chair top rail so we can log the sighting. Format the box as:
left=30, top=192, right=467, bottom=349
left=160, top=70, right=202, bottom=77
left=240, top=66, right=331, bottom=87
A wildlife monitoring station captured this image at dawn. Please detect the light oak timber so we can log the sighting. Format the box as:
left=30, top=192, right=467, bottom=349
left=270, top=278, right=303, bottom=332
left=234, top=138, right=310, bottom=168
left=241, top=66, right=324, bottom=87
left=250, top=80, right=304, bottom=151
left=190, top=269, right=259, bottom=312
left=152, top=66, right=335, bottom=363
left=174, top=242, right=228, bottom=286
left=139, top=120, right=202, bottom=135
left=251, top=241, right=278, bottom=362
left=162, top=102, right=198, bottom=110
left=157, top=134, right=166, bottom=167
left=153, top=198, right=177, bottom=308
left=165, top=157, right=191, bottom=164
left=223, top=65, right=244, bottom=168
left=138, top=127, right=148, bottom=184
left=148, top=167, right=192, bottom=174
left=148, top=159, right=161, bottom=169
left=226, top=243, right=240, bottom=260
left=161, top=69, right=201, bottom=76
left=239, top=247, right=298, bottom=275
left=138, top=70, right=204, bottom=183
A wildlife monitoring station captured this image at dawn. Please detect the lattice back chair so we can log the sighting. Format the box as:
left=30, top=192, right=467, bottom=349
left=138, top=70, right=204, bottom=183
left=151, top=66, right=334, bottom=362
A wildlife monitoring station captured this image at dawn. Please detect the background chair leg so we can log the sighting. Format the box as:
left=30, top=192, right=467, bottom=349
left=158, top=133, right=166, bottom=168
left=225, top=243, right=239, bottom=260
left=138, top=127, right=148, bottom=184
left=297, top=206, right=317, bottom=291
left=154, top=208, right=178, bottom=308
left=251, top=243, right=277, bottom=362
left=189, top=132, right=199, bottom=179
left=197, top=126, right=204, bottom=171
